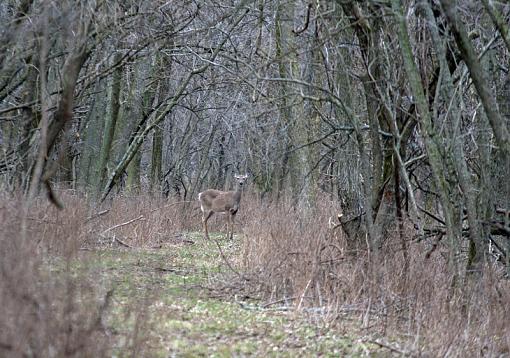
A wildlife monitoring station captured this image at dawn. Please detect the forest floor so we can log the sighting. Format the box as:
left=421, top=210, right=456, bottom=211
left=76, top=232, right=399, bottom=357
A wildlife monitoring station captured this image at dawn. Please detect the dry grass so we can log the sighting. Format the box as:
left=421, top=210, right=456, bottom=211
left=0, top=192, right=112, bottom=356
left=0, top=191, right=188, bottom=357
left=1, top=191, right=509, bottom=356
left=240, top=193, right=510, bottom=356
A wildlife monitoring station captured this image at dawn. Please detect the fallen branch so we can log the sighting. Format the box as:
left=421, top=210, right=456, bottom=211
left=212, top=237, right=251, bottom=283
left=262, top=296, right=306, bottom=308
left=101, top=215, right=145, bottom=236
left=417, top=204, right=445, bottom=225
left=363, top=338, right=411, bottom=356
left=85, top=209, right=109, bottom=223
left=154, top=266, right=189, bottom=275
left=112, top=236, right=134, bottom=248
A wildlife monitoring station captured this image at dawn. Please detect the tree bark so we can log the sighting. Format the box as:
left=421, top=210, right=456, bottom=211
left=150, top=124, right=163, bottom=194
left=273, top=0, right=298, bottom=198
left=392, top=0, right=462, bottom=274
left=78, top=77, right=106, bottom=190
left=421, top=0, right=486, bottom=272
left=94, top=52, right=123, bottom=196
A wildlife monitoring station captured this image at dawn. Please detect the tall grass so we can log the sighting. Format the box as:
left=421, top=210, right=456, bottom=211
left=0, top=192, right=112, bottom=356
left=0, top=191, right=190, bottom=356
left=1, top=191, right=508, bottom=356
left=240, top=193, right=510, bottom=356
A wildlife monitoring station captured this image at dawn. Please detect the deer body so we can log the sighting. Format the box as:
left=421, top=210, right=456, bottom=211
left=198, top=174, right=248, bottom=240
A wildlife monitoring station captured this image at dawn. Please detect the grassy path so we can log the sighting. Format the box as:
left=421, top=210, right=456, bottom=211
left=83, top=233, right=383, bottom=357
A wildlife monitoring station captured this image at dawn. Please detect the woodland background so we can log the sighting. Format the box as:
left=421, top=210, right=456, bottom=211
left=1, top=0, right=510, bottom=356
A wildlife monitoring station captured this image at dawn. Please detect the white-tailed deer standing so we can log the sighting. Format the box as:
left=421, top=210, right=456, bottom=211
left=198, top=174, right=248, bottom=240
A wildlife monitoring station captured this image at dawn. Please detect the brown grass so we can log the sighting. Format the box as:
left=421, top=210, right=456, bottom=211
left=0, top=192, right=111, bottom=356
left=1, top=191, right=509, bottom=356
left=240, top=193, right=510, bottom=356
left=0, top=191, right=188, bottom=357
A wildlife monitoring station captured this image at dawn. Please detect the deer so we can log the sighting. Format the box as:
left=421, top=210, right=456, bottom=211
left=198, top=174, right=249, bottom=240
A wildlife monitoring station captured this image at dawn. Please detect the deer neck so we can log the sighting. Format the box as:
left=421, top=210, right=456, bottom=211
left=233, top=185, right=243, bottom=203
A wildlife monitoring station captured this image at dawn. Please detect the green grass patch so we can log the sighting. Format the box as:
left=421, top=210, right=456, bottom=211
left=60, top=233, right=381, bottom=356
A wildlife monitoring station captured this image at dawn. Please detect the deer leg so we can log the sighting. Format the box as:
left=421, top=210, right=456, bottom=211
left=224, top=213, right=232, bottom=240
left=229, top=213, right=236, bottom=240
left=202, top=211, right=213, bottom=240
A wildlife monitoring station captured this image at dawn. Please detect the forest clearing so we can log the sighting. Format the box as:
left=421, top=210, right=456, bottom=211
left=1, top=0, right=510, bottom=356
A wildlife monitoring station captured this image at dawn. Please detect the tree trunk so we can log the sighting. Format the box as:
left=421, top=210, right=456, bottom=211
left=149, top=53, right=171, bottom=195
left=273, top=0, right=297, bottom=198
left=94, top=52, right=123, bottom=197
left=392, top=0, right=462, bottom=275
left=149, top=124, right=163, bottom=194
left=421, top=1, right=487, bottom=273
left=440, top=0, right=510, bottom=157
left=126, top=149, right=142, bottom=194
left=78, top=77, right=107, bottom=191
left=17, top=59, right=39, bottom=192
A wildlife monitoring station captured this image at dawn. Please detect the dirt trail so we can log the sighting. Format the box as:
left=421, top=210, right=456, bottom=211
left=85, top=234, right=390, bottom=357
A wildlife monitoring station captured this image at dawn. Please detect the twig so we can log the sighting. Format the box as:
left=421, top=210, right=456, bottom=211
left=113, top=236, right=134, bottom=248
left=154, top=266, right=189, bottom=275
left=101, top=215, right=145, bottom=236
left=27, top=217, right=59, bottom=225
left=85, top=209, right=109, bottom=223
left=297, top=278, right=313, bottom=310
left=292, top=3, right=312, bottom=34
left=363, top=338, right=410, bottom=356
left=262, top=296, right=306, bottom=308
left=417, top=204, right=445, bottom=225
left=212, top=237, right=251, bottom=282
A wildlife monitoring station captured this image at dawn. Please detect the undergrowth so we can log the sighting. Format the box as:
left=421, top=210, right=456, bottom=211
left=0, top=191, right=508, bottom=356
